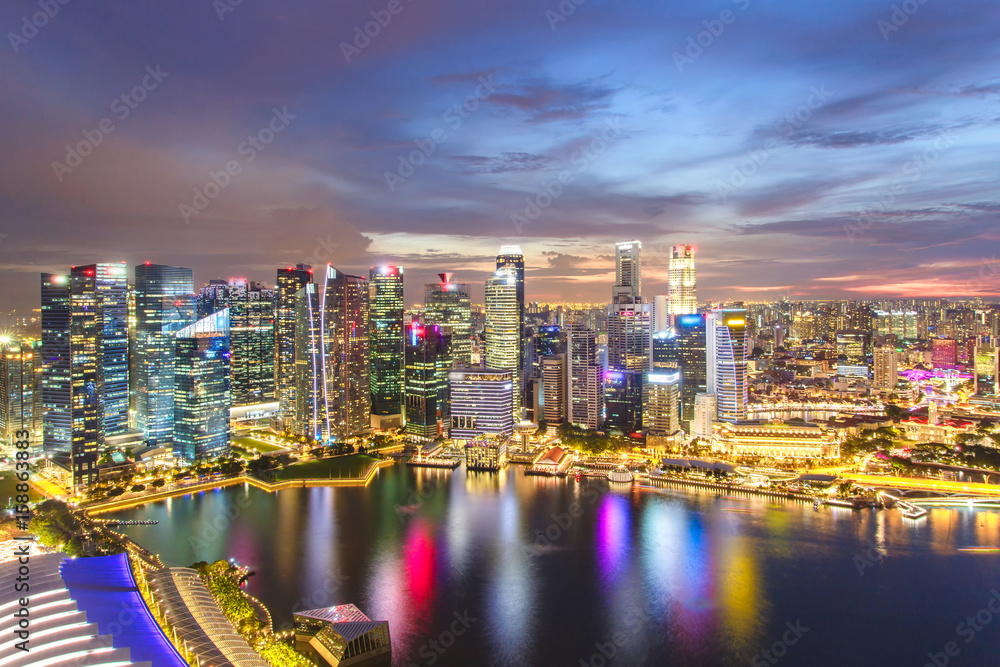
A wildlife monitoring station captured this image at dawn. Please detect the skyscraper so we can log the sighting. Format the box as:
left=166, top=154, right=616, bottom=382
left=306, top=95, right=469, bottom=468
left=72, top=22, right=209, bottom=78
left=134, top=263, right=195, bottom=446
left=173, top=309, right=231, bottom=462
left=448, top=369, right=514, bottom=441
left=68, top=265, right=102, bottom=488
left=424, top=274, right=472, bottom=367
left=41, top=273, right=71, bottom=454
left=293, top=283, right=324, bottom=439
left=369, top=265, right=404, bottom=423
left=607, top=303, right=652, bottom=372
left=1, top=338, right=42, bottom=450
left=708, top=308, right=748, bottom=423
left=614, top=240, right=641, bottom=301
left=643, top=370, right=681, bottom=436
left=486, top=266, right=522, bottom=416
left=668, top=245, right=697, bottom=317
left=404, top=321, right=451, bottom=439
left=653, top=314, right=707, bottom=428
left=541, top=354, right=568, bottom=424
left=496, top=246, right=526, bottom=400
left=79, top=263, right=129, bottom=436
left=323, top=266, right=371, bottom=438
left=568, top=323, right=603, bottom=429
left=874, top=346, right=899, bottom=391
left=604, top=370, right=642, bottom=434
left=276, top=264, right=312, bottom=428
left=198, top=278, right=275, bottom=406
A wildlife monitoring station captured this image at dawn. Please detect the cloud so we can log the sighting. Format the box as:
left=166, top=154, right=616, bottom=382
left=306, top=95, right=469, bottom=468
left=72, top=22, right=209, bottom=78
left=450, top=152, right=551, bottom=174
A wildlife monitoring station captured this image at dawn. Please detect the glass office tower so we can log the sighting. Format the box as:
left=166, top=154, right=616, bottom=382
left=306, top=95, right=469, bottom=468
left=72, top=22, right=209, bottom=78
left=369, top=266, right=405, bottom=419
left=173, top=309, right=231, bottom=461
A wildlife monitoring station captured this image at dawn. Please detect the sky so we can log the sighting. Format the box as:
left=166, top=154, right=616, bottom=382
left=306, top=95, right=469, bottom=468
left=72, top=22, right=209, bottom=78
left=1, top=0, right=999, bottom=316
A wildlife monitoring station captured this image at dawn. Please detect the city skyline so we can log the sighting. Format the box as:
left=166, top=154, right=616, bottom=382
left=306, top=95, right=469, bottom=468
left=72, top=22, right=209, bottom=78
left=2, top=1, right=1000, bottom=318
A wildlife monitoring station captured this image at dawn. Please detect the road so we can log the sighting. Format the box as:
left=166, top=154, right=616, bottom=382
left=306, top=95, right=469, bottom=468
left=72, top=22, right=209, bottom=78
left=843, top=473, right=1000, bottom=497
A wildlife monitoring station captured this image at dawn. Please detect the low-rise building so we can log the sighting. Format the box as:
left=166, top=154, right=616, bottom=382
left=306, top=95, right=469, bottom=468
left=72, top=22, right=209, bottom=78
left=712, top=420, right=841, bottom=460
left=531, top=445, right=572, bottom=474
left=293, top=604, right=391, bottom=667
left=465, top=435, right=509, bottom=471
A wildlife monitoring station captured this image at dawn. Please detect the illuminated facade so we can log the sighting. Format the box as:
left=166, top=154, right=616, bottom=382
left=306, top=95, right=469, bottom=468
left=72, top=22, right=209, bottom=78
left=1, top=338, right=42, bottom=450
left=712, top=421, right=841, bottom=460
left=974, top=344, right=998, bottom=397
left=614, top=240, right=641, bottom=301
left=134, top=263, right=195, bottom=446
left=604, top=369, right=642, bottom=434
left=653, top=314, right=707, bottom=428
left=291, top=267, right=371, bottom=440
left=276, top=264, right=312, bottom=428
left=668, top=244, right=697, bottom=317
left=568, top=323, right=603, bottom=429
left=41, top=273, right=71, bottom=454
left=708, top=308, right=748, bottom=422
left=643, top=370, right=681, bottom=436
left=448, top=369, right=513, bottom=441
left=607, top=303, right=651, bottom=372
left=465, top=435, right=509, bottom=471
left=496, top=245, right=525, bottom=375
left=173, top=309, right=231, bottom=461
left=424, top=274, right=472, bottom=367
left=486, top=266, right=522, bottom=416
left=369, top=265, right=405, bottom=418
left=198, top=278, right=276, bottom=406
left=541, top=354, right=567, bottom=424
left=874, top=346, right=898, bottom=391
left=404, top=321, right=451, bottom=439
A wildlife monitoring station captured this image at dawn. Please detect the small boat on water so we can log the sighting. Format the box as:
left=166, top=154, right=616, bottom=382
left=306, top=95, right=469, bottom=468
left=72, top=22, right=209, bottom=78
left=901, top=505, right=928, bottom=519
left=606, top=466, right=634, bottom=484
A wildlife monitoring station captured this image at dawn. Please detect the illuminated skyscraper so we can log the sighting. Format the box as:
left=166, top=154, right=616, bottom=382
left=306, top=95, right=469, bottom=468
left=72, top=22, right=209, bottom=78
left=41, top=273, right=71, bottom=454
left=293, top=283, right=324, bottom=439
left=198, top=278, right=275, bottom=406
left=369, top=266, right=405, bottom=422
left=173, top=309, right=231, bottom=462
left=323, top=267, right=371, bottom=438
left=134, top=263, right=195, bottom=446
left=932, top=338, right=958, bottom=369
left=424, top=274, right=472, bottom=367
left=607, top=303, right=651, bottom=372
left=668, top=245, right=697, bottom=317
left=1, top=338, right=42, bottom=450
left=604, top=369, right=642, bottom=434
left=276, top=264, right=312, bottom=428
left=496, top=246, right=526, bottom=400
left=404, top=321, right=451, bottom=439
left=643, top=370, right=681, bottom=436
left=974, top=344, right=998, bottom=398
left=708, top=308, right=748, bottom=422
left=653, top=314, right=707, bottom=428
left=541, top=355, right=568, bottom=424
left=874, top=346, right=899, bottom=391
left=568, top=323, right=603, bottom=429
left=448, top=369, right=514, bottom=441
left=486, top=266, right=522, bottom=416
left=614, top=240, right=641, bottom=301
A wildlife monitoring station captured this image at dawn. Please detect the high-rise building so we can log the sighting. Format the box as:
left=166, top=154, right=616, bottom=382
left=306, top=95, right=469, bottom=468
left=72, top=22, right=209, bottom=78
left=655, top=314, right=707, bottom=428
left=668, top=245, right=697, bottom=317
left=198, top=278, right=275, bottom=406
left=614, top=240, right=641, bottom=301
left=496, top=246, right=526, bottom=402
left=369, top=266, right=405, bottom=422
left=1, top=338, right=43, bottom=450
left=448, top=369, right=514, bottom=441
left=708, top=308, right=748, bottom=422
left=932, top=338, right=958, bottom=369
left=293, top=266, right=370, bottom=440
left=568, top=323, right=603, bottom=429
left=424, top=274, right=472, bottom=367
left=41, top=273, right=71, bottom=454
left=173, top=309, right=231, bottom=462
left=643, top=370, right=681, bottom=436
left=874, top=346, right=899, bottom=391
left=84, top=263, right=130, bottom=435
left=604, top=370, right=643, bottom=434
left=134, top=263, right=195, bottom=446
left=691, top=392, right=717, bottom=439
left=276, top=264, right=312, bottom=428
left=541, top=354, right=568, bottom=424
left=607, top=303, right=651, bottom=372
left=974, top=344, right=998, bottom=398
left=486, top=266, right=522, bottom=416
left=404, top=321, right=451, bottom=439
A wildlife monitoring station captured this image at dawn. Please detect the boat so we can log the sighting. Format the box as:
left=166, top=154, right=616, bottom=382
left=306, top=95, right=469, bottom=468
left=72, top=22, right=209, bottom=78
left=606, top=466, right=634, bottom=484
left=900, top=505, right=928, bottom=520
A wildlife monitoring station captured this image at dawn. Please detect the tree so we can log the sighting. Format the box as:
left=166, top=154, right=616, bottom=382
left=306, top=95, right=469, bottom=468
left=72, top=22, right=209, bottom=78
left=885, top=404, right=904, bottom=423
